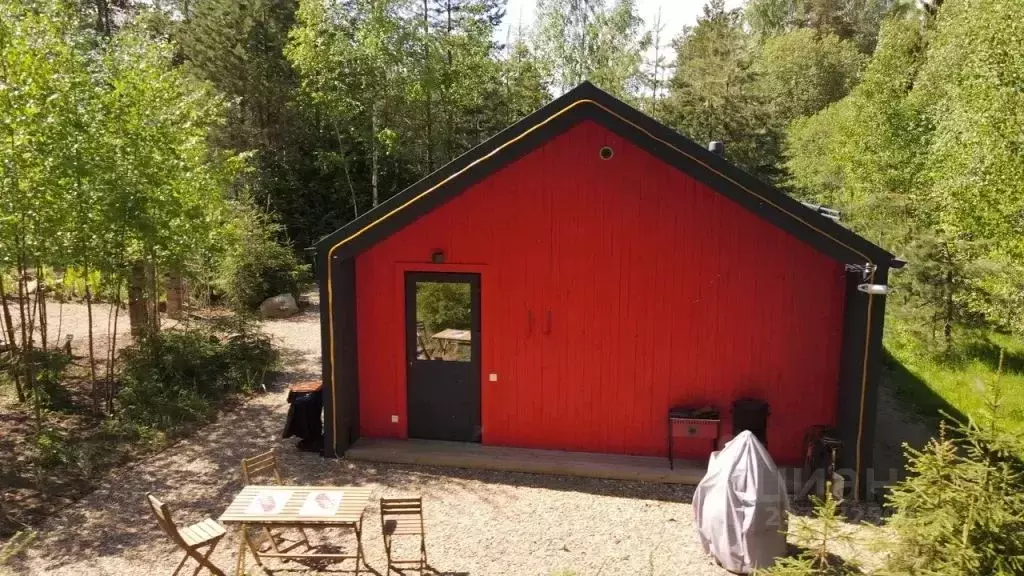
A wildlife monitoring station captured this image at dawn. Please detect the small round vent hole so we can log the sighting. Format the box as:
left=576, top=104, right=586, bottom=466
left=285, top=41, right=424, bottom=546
left=599, top=146, right=614, bottom=160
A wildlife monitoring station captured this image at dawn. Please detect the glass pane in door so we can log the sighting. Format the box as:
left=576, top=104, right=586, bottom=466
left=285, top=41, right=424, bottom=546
left=414, top=281, right=472, bottom=362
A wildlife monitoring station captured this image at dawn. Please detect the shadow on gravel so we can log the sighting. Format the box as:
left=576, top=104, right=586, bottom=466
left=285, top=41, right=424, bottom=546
left=20, top=392, right=299, bottom=570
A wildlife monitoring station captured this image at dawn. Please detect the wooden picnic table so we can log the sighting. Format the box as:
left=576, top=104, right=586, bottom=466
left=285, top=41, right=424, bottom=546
left=429, top=328, right=472, bottom=360
left=431, top=328, right=471, bottom=343
left=219, top=484, right=373, bottom=576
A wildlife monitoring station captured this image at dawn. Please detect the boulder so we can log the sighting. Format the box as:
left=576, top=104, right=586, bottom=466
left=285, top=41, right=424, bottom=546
left=259, top=293, right=299, bottom=319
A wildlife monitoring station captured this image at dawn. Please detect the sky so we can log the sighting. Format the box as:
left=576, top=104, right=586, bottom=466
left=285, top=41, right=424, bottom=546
left=496, top=0, right=745, bottom=47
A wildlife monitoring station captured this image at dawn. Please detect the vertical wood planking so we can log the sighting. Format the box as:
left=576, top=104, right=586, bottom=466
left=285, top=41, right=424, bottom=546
left=353, top=120, right=847, bottom=464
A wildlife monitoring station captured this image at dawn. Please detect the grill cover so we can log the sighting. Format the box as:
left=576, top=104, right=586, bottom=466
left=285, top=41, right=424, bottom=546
left=692, top=430, right=789, bottom=574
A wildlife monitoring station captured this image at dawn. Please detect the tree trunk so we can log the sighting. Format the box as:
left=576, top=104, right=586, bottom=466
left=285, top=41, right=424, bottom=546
left=36, top=270, right=47, bottom=352
left=16, top=253, right=39, bottom=435
left=444, top=0, right=454, bottom=160
left=423, top=0, right=434, bottom=171
left=0, top=275, right=24, bottom=402
left=650, top=8, right=662, bottom=116
left=128, top=261, right=149, bottom=337
left=149, top=256, right=159, bottom=333
left=84, top=265, right=99, bottom=414
left=333, top=123, right=359, bottom=219
left=165, top=269, right=183, bottom=319
left=106, top=286, right=121, bottom=413
left=944, top=269, right=954, bottom=350
left=94, top=0, right=110, bottom=36
left=371, top=107, right=379, bottom=207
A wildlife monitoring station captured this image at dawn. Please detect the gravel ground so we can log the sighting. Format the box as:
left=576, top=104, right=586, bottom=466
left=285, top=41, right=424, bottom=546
left=3, top=293, right=895, bottom=576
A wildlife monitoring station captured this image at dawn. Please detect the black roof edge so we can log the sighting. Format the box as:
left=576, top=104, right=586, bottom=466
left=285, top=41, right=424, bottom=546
left=314, top=81, right=896, bottom=267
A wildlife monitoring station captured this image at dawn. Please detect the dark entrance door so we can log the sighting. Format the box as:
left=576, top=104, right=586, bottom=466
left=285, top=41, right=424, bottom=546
left=405, top=272, right=481, bottom=442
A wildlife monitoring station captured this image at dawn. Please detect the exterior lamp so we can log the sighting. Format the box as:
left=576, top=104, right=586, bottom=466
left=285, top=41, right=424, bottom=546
left=846, top=262, right=892, bottom=295
left=857, top=283, right=891, bottom=295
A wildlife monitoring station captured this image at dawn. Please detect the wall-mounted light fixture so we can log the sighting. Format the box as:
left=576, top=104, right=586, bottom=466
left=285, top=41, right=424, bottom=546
left=857, top=283, right=891, bottom=295
left=846, top=262, right=892, bottom=295
left=431, top=250, right=445, bottom=264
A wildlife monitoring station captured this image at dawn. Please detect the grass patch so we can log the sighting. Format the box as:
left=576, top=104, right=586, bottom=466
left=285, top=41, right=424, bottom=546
left=883, top=321, right=1024, bottom=435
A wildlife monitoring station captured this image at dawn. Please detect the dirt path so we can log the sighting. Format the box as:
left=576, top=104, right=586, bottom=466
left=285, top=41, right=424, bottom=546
left=3, top=294, right=932, bottom=576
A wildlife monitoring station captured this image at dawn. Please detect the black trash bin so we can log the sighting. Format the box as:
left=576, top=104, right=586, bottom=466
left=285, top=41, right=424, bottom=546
left=732, top=398, right=770, bottom=445
left=283, top=383, right=324, bottom=453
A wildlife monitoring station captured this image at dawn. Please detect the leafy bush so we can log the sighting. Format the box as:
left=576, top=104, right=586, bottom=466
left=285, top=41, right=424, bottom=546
left=114, top=318, right=277, bottom=434
left=217, top=201, right=310, bottom=311
left=28, top=350, right=73, bottom=411
left=2, top=349, right=73, bottom=410
left=33, top=425, right=71, bottom=469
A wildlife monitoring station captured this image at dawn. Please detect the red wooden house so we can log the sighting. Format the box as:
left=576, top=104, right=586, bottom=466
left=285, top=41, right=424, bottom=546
left=316, top=83, right=900, bottom=497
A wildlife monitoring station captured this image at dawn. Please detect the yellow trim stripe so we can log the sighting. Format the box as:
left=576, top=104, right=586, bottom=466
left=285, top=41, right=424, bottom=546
left=325, top=98, right=879, bottom=496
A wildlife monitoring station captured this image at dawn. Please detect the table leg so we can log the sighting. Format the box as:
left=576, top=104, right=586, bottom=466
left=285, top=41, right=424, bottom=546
left=235, top=524, right=247, bottom=576
left=354, top=517, right=364, bottom=576
left=242, top=523, right=263, bottom=567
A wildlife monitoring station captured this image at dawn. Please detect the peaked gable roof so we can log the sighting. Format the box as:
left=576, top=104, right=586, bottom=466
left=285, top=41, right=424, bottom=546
left=316, top=82, right=895, bottom=266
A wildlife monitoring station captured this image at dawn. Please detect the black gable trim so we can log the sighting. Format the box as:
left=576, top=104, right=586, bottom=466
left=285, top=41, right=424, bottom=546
left=315, top=82, right=893, bottom=265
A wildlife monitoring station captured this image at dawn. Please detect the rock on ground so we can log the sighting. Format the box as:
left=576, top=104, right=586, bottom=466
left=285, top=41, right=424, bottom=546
left=259, top=293, right=299, bottom=319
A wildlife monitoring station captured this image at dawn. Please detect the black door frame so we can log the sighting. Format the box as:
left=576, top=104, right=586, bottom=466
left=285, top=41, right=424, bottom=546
left=404, top=271, right=482, bottom=442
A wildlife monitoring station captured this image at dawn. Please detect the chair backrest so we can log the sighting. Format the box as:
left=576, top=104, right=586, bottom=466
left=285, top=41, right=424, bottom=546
left=380, top=497, right=424, bottom=530
left=241, top=448, right=282, bottom=485
left=147, top=493, right=186, bottom=547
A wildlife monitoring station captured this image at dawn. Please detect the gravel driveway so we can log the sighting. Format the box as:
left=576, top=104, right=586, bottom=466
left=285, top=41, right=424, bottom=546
left=4, top=293, right=891, bottom=576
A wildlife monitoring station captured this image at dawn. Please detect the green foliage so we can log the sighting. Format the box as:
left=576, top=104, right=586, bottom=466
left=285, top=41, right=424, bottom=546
left=753, top=29, right=865, bottom=126
left=115, top=319, right=277, bottom=434
left=533, top=0, right=651, bottom=99
left=878, top=369, right=1024, bottom=576
left=33, top=425, right=71, bottom=470
left=25, top=350, right=73, bottom=412
left=787, top=0, right=1024, bottom=349
left=884, top=322, right=1024, bottom=435
left=662, top=0, right=778, bottom=179
left=744, top=0, right=892, bottom=52
left=416, top=281, right=471, bottom=334
left=217, top=201, right=310, bottom=311
left=758, top=485, right=860, bottom=575
left=0, top=530, right=35, bottom=565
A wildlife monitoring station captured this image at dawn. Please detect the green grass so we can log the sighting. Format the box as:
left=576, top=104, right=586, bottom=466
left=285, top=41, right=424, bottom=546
left=883, top=321, right=1024, bottom=435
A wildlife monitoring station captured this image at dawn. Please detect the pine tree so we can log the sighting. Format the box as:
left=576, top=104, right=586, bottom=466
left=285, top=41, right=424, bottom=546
left=661, top=0, right=775, bottom=179
left=757, top=483, right=861, bottom=575
left=879, top=352, right=1024, bottom=575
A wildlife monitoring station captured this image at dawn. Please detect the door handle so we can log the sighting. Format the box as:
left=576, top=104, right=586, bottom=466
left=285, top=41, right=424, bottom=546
left=544, top=311, right=552, bottom=335
left=527, top=310, right=534, bottom=336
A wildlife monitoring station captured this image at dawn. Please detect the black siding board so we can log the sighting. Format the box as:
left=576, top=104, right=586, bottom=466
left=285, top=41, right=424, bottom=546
left=321, top=256, right=358, bottom=457
left=836, top=268, right=889, bottom=500
left=341, top=257, right=360, bottom=451
left=836, top=272, right=866, bottom=498
left=317, top=248, right=337, bottom=457
left=862, top=266, right=889, bottom=500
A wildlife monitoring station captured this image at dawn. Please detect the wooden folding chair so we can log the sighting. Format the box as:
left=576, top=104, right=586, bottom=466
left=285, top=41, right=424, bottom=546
left=146, top=493, right=226, bottom=576
left=240, top=447, right=310, bottom=551
left=380, top=497, right=427, bottom=574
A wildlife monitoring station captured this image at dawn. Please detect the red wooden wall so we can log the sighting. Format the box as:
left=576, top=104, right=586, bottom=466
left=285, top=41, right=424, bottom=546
left=354, top=120, right=847, bottom=464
